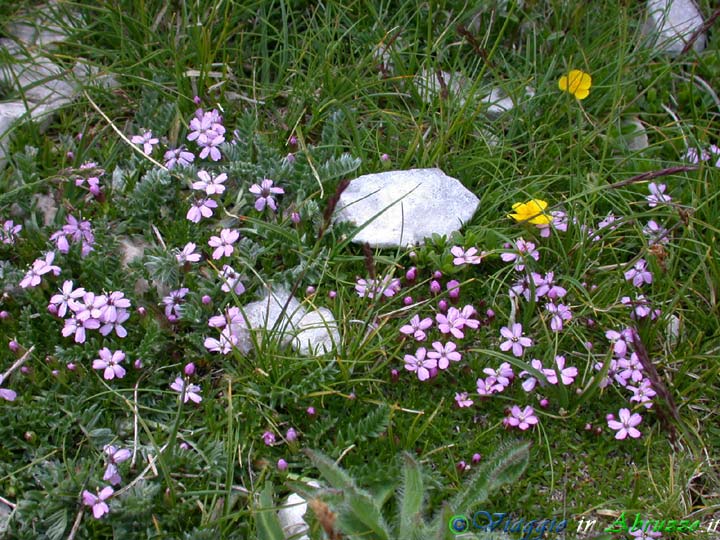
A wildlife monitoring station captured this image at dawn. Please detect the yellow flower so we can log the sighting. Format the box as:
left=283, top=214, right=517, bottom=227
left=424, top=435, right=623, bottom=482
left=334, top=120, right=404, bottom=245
left=558, top=69, right=592, bottom=100
left=508, top=199, right=552, bottom=225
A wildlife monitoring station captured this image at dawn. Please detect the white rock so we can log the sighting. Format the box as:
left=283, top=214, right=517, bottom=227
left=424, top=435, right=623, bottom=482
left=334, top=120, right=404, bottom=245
left=482, top=86, right=535, bottom=119
left=334, top=168, right=480, bottom=248
left=623, top=118, right=649, bottom=151
left=292, top=307, right=341, bottom=355
left=230, top=289, right=341, bottom=356
left=5, top=2, right=78, bottom=46
left=32, top=193, right=58, bottom=226
left=646, top=0, right=705, bottom=55
left=277, top=480, right=321, bottom=540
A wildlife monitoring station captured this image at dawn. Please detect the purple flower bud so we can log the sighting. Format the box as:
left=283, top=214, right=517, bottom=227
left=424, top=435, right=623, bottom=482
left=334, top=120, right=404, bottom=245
left=137, top=306, right=147, bottom=316
left=427, top=366, right=439, bottom=379
left=433, top=270, right=443, bottom=279
left=286, top=153, right=296, bottom=164
left=193, top=95, right=201, bottom=105
left=9, top=340, right=19, bottom=352
left=486, top=309, right=495, bottom=319
left=67, top=363, right=76, bottom=371
left=262, top=431, right=275, bottom=446
left=606, top=413, right=615, bottom=421
left=277, top=458, right=288, bottom=471
left=585, top=341, right=593, bottom=350
left=430, top=280, right=441, bottom=295
left=291, top=212, right=301, bottom=224
left=391, top=369, right=399, bottom=382
left=446, top=280, right=460, bottom=299
left=184, top=362, right=196, bottom=376
left=179, top=442, right=190, bottom=450
left=328, top=290, right=337, bottom=299
left=286, top=428, right=298, bottom=442
left=0, top=310, right=9, bottom=319
left=539, top=398, right=549, bottom=408
left=456, top=460, right=469, bottom=472
left=471, top=453, right=482, bottom=464
left=20, top=366, right=29, bottom=374
left=380, top=153, right=390, bottom=162
left=51, top=369, right=60, bottom=377
left=134, top=359, right=143, bottom=369
left=348, top=392, right=356, bottom=400
left=47, top=304, right=58, bottom=315
left=408, top=251, right=417, bottom=260
left=405, top=267, right=417, bottom=281
left=305, top=286, right=316, bottom=295
left=66, top=151, right=74, bottom=160
left=438, top=299, right=448, bottom=313
left=201, top=295, right=212, bottom=305
left=584, top=423, right=593, bottom=431
left=306, top=406, right=316, bottom=416
left=288, top=135, right=298, bottom=146
left=595, top=426, right=603, bottom=435
left=403, top=296, right=413, bottom=306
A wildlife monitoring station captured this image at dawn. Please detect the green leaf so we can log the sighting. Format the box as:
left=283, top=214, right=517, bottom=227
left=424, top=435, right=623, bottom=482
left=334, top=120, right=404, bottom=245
left=398, top=453, right=425, bottom=540
left=255, top=482, right=285, bottom=540
left=303, top=449, right=357, bottom=490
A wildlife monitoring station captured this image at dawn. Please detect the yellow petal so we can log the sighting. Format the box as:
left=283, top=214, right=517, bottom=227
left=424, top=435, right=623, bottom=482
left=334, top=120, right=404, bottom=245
left=568, top=70, right=584, bottom=94
left=528, top=199, right=548, bottom=211
left=558, top=75, right=569, bottom=92
left=575, top=88, right=590, bottom=100
left=578, top=72, right=592, bottom=90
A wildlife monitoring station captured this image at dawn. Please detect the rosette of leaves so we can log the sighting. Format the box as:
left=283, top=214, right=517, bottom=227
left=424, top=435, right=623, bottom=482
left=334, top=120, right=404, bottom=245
left=255, top=440, right=529, bottom=539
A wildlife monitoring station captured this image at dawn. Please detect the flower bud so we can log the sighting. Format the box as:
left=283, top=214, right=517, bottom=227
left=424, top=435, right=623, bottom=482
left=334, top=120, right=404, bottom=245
left=305, top=286, right=316, bottom=295
left=430, top=280, right=441, bottom=295
left=306, top=406, right=316, bottom=416
left=8, top=340, right=19, bottom=352
left=438, top=299, right=448, bottom=313
left=403, top=296, right=413, bottom=306
left=471, top=453, right=482, bottom=464
left=0, top=311, right=9, bottom=320
left=184, top=362, right=196, bottom=376
left=328, top=290, right=337, bottom=299
left=277, top=458, right=288, bottom=471
left=405, top=267, right=417, bottom=281
left=286, top=428, right=298, bottom=442
left=446, top=280, right=460, bottom=299
left=539, top=398, right=549, bottom=408
left=201, top=295, right=212, bottom=305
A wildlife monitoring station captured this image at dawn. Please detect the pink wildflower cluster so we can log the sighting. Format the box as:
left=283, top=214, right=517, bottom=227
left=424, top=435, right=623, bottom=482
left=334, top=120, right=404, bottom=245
left=50, top=215, right=95, bottom=257
left=204, top=306, right=245, bottom=354
left=82, top=442, right=131, bottom=519
left=162, top=288, right=189, bottom=322
left=51, top=283, right=132, bottom=343
left=501, top=238, right=539, bottom=271
left=187, top=107, right=225, bottom=161
left=355, top=275, right=401, bottom=299
left=249, top=179, right=285, bottom=212
left=682, top=144, right=720, bottom=167
left=75, top=161, right=104, bottom=198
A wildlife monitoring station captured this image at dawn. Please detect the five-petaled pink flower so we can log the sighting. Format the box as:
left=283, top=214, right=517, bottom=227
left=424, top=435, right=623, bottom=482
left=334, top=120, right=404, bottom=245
left=0, top=375, right=17, bottom=402
left=355, top=275, right=401, bottom=299
left=646, top=183, right=671, bottom=207
left=192, top=171, right=227, bottom=195
left=607, top=408, right=642, bottom=439
left=20, top=252, right=61, bottom=288
left=219, top=265, right=246, bottom=295
left=92, top=348, right=127, bottom=380
left=624, top=259, right=653, bottom=287
left=176, top=242, right=201, bottom=263
left=542, top=355, right=578, bottom=385
left=49, top=280, right=86, bottom=317
left=499, top=323, right=532, bottom=357
left=249, top=179, right=284, bottom=212
left=82, top=486, right=114, bottom=519
left=451, top=246, right=483, bottom=266
left=504, top=405, right=539, bottom=431
left=427, top=341, right=462, bottom=369
left=187, top=198, right=218, bottom=223
left=103, top=444, right=131, bottom=485
left=403, top=347, right=437, bottom=381
left=455, top=392, right=474, bottom=408
left=208, top=228, right=240, bottom=259
left=130, top=131, right=159, bottom=155
left=164, top=147, right=195, bottom=169
left=399, top=314, right=433, bottom=341
left=170, top=376, right=203, bottom=403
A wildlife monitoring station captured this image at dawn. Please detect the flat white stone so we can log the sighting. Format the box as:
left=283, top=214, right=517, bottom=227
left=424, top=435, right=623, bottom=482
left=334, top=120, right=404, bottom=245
left=292, top=307, right=341, bottom=355
left=277, top=480, right=320, bottom=540
left=646, top=0, right=705, bottom=55
left=623, top=118, right=649, bottom=151
left=232, top=289, right=340, bottom=356
left=334, top=168, right=480, bottom=248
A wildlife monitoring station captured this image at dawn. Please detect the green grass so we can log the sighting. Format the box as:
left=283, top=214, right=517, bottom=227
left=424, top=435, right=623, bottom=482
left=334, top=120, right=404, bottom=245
left=1, top=0, right=719, bottom=538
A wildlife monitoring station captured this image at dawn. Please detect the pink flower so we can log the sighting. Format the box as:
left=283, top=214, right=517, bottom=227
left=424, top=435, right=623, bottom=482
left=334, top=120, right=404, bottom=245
left=187, top=198, right=218, bottom=223
left=163, top=288, right=189, bottom=319
left=131, top=131, right=159, bottom=155
left=504, top=405, right=538, bottom=430
left=355, top=275, right=401, bottom=299
left=624, top=259, right=653, bottom=287
left=262, top=431, right=275, bottom=445
left=607, top=408, right=642, bottom=439
left=19, top=252, right=61, bottom=288
left=164, top=147, right=195, bottom=169
left=435, top=307, right=467, bottom=339
left=476, top=376, right=498, bottom=396
left=545, top=302, right=572, bottom=332
left=483, top=362, right=514, bottom=388
left=543, top=355, right=577, bottom=385
left=92, top=348, right=126, bottom=380
left=628, top=380, right=656, bottom=409
left=219, top=265, right=245, bottom=295
left=403, top=347, right=437, bottom=381
left=49, top=280, right=86, bottom=318
left=170, top=376, right=202, bottom=403
left=0, top=375, right=17, bottom=402
left=646, top=182, right=671, bottom=207
left=249, top=179, right=284, bottom=212
left=399, top=314, right=433, bottom=341
left=500, top=238, right=539, bottom=271
left=642, top=220, right=669, bottom=246
left=176, top=242, right=201, bottom=263
left=187, top=108, right=225, bottom=161
left=208, top=228, right=240, bottom=259
left=454, top=392, right=474, bottom=408
left=616, top=353, right=644, bottom=384
left=427, top=341, right=462, bottom=369
left=519, top=359, right=545, bottom=392
left=450, top=246, right=483, bottom=265
left=605, top=329, right=631, bottom=358
left=0, top=220, right=22, bottom=244
left=192, top=170, right=227, bottom=195
left=103, top=445, right=131, bottom=485
left=82, top=486, right=113, bottom=519
left=499, top=323, right=532, bottom=357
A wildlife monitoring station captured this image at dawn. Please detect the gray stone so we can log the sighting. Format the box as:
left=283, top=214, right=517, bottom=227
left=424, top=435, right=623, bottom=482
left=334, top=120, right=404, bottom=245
left=5, top=2, right=78, bottom=47
left=646, top=0, right=705, bottom=55
left=277, top=480, right=320, bottom=540
left=482, top=86, right=535, bottom=119
left=414, top=69, right=469, bottom=104
left=334, top=168, right=480, bottom=248
left=623, top=118, right=649, bottom=151
left=232, top=289, right=340, bottom=356
left=292, top=307, right=340, bottom=356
